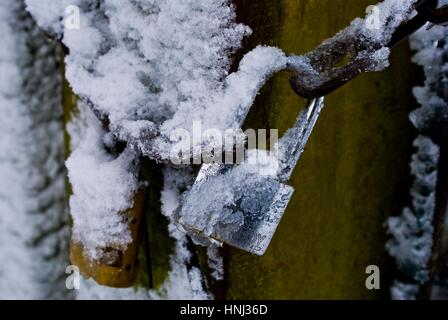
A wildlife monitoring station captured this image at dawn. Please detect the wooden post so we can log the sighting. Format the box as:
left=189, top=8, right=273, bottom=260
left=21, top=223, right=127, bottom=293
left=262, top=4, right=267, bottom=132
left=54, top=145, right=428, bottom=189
left=61, top=60, right=149, bottom=288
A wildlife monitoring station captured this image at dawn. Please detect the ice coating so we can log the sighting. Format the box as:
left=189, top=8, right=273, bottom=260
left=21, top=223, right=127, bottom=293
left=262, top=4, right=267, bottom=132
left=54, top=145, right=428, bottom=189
left=178, top=158, right=294, bottom=255
left=288, top=0, right=417, bottom=98
left=387, top=136, right=440, bottom=284
left=387, top=2, right=448, bottom=298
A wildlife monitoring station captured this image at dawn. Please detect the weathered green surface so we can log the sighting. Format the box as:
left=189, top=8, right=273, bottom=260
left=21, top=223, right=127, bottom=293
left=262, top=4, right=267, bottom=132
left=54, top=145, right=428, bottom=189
left=226, top=0, right=419, bottom=299
left=61, top=59, right=78, bottom=161
left=139, top=160, right=174, bottom=289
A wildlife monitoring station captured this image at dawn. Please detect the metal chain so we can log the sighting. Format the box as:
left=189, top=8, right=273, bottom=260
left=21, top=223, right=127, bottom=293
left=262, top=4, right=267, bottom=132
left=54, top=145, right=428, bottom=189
left=288, top=0, right=448, bottom=99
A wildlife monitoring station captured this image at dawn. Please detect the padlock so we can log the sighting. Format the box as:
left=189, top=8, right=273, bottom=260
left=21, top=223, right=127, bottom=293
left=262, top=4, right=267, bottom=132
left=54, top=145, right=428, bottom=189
left=177, top=97, right=324, bottom=255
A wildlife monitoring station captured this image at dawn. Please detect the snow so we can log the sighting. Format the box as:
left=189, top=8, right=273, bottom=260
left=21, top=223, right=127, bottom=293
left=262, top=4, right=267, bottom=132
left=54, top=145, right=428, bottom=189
left=75, top=278, right=149, bottom=300
left=25, top=0, right=78, bottom=36
left=24, top=0, right=416, bottom=262
left=76, top=165, right=211, bottom=299
left=157, top=46, right=287, bottom=162
left=387, top=3, right=448, bottom=298
left=409, top=13, right=448, bottom=131
left=25, top=0, right=279, bottom=292
left=288, top=0, right=417, bottom=100
left=387, top=136, right=439, bottom=284
left=25, top=0, right=256, bottom=298
left=327, top=0, right=417, bottom=54
left=66, top=103, right=141, bottom=261
left=155, top=166, right=211, bottom=300
left=207, top=245, right=225, bottom=282
left=25, top=0, right=288, bottom=163
left=19, top=0, right=441, bottom=299
left=390, top=281, right=419, bottom=300
left=0, top=0, right=71, bottom=299
left=362, top=0, right=417, bottom=43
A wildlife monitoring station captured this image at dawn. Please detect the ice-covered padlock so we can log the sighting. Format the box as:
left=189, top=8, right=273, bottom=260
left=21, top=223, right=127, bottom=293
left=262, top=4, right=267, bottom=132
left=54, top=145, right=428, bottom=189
left=177, top=97, right=324, bottom=255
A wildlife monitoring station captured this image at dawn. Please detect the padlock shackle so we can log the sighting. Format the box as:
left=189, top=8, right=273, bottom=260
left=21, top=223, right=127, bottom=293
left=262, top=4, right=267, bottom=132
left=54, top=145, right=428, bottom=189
left=277, top=97, right=325, bottom=182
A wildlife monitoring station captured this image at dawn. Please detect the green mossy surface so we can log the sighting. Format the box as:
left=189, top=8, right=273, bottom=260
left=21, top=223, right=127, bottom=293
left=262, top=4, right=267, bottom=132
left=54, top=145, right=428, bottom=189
left=226, top=0, right=420, bottom=299
left=140, top=160, right=174, bottom=289
left=61, top=60, right=78, bottom=162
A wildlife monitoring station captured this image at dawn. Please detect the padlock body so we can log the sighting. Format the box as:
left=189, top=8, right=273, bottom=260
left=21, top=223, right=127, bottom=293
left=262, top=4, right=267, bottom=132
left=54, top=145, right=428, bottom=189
left=179, top=164, right=294, bottom=255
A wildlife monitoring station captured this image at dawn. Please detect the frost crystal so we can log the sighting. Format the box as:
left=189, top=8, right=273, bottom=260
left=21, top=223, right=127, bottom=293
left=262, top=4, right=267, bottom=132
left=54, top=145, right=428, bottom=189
left=25, top=0, right=284, bottom=279
left=387, top=2, right=448, bottom=299
left=207, top=245, right=225, bottom=282
left=66, top=103, right=140, bottom=261
left=155, top=166, right=211, bottom=300
left=390, top=281, right=419, bottom=300
left=26, top=0, right=286, bottom=162
left=0, top=0, right=70, bottom=299
left=20, top=0, right=433, bottom=299
left=288, top=0, right=417, bottom=99
left=387, top=136, right=439, bottom=284
left=409, top=16, right=448, bottom=131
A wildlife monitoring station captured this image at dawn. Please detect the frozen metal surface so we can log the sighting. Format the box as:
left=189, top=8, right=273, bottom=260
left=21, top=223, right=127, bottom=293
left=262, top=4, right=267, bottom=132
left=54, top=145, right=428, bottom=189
left=278, top=97, right=325, bottom=181
left=179, top=168, right=294, bottom=255
left=178, top=98, right=324, bottom=255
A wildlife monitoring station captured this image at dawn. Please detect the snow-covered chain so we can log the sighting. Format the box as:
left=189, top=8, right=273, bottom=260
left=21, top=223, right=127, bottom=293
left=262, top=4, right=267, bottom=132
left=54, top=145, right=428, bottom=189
left=25, top=0, right=432, bottom=163
left=288, top=0, right=441, bottom=98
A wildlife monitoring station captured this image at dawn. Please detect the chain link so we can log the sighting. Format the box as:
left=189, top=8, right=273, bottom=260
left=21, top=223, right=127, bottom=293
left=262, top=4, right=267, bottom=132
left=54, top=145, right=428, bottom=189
left=288, top=0, right=448, bottom=99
